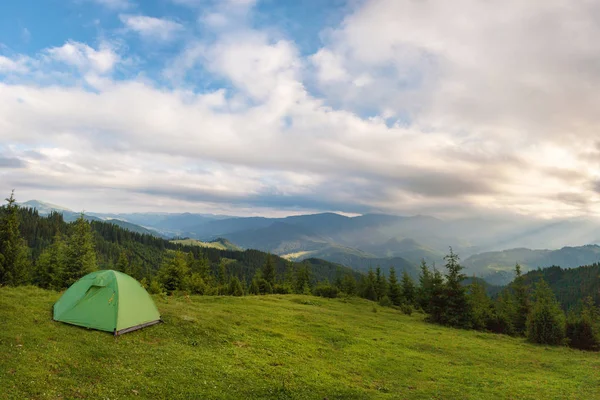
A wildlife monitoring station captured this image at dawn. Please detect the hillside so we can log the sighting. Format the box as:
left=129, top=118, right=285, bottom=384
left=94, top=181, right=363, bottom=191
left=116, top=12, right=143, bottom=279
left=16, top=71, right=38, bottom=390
left=170, top=238, right=242, bottom=251
left=2, top=287, right=599, bottom=400
left=464, top=245, right=600, bottom=285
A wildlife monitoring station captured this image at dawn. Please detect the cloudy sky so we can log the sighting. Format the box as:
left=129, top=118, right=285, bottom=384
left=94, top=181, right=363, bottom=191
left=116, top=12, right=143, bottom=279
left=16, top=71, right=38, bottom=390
left=1, top=0, right=599, bottom=217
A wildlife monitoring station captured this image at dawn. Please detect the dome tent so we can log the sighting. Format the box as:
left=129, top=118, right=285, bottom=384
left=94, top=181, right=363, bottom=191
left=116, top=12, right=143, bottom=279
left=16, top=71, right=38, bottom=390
left=53, top=270, right=161, bottom=335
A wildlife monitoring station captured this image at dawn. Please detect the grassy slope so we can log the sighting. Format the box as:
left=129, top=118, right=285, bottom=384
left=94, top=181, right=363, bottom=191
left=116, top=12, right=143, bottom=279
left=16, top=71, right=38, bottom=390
left=1, top=287, right=599, bottom=400
left=170, top=238, right=241, bottom=251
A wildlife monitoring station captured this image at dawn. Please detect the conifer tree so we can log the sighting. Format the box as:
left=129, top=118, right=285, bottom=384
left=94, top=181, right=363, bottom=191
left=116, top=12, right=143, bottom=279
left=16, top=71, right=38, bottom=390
left=342, top=273, right=357, bottom=296
left=116, top=251, right=130, bottom=273
left=442, top=247, right=471, bottom=328
left=228, top=276, right=244, bottom=296
left=401, top=271, right=416, bottom=306
left=512, top=263, right=530, bottom=335
left=35, top=233, right=66, bottom=289
left=218, top=259, right=228, bottom=286
left=0, top=191, right=31, bottom=286
left=387, top=267, right=402, bottom=306
left=467, top=278, right=494, bottom=330
left=375, top=267, right=387, bottom=300
left=63, top=213, right=97, bottom=287
left=262, top=253, right=276, bottom=287
left=566, top=297, right=600, bottom=351
left=428, top=268, right=446, bottom=323
left=158, top=251, right=190, bottom=294
left=417, top=260, right=433, bottom=311
left=362, top=268, right=378, bottom=301
left=526, top=279, right=566, bottom=345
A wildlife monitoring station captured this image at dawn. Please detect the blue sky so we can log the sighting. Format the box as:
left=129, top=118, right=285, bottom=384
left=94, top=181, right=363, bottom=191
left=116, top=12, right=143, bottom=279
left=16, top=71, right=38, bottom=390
left=1, top=0, right=599, bottom=218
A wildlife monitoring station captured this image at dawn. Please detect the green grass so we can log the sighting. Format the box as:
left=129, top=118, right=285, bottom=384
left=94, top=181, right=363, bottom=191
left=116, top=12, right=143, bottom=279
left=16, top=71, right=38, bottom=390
left=1, top=287, right=599, bottom=400
left=170, top=238, right=241, bottom=251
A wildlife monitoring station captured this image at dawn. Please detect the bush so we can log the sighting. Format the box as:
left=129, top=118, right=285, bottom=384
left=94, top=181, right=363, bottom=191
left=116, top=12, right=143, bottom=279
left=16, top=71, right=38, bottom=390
left=257, top=278, right=273, bottom=295
left=273, top=284, right=292, bottom=294
left=400, top=303, right=413, bottom=316
left=314, top=283, right=339, bottom=298
left=147, top=279, right=164, bottom=295
left=566, top=317, right=600, bottom=351
left=378, top=295, right=392, bottom=307
left=186, top=273, right=206, bottom=295
left=228, top=277, right=244, bottom=296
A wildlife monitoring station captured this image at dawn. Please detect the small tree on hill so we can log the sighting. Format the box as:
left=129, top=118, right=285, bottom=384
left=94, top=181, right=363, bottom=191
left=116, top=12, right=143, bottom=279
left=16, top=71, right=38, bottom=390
left=566, top=297, right=599, bottom=351
left=0, top=191, right=31, bottom=286
left=262, top=254, right=276, bottom=287
left=511, top=263, right=530, bottom=335
left=417, top=260, right=433, bottom=311
left=401, top=271, right=416, bottom=307
left=428, top=268, right=446, bottom=323
left=158, top=251, right=190, bottom=294
left=388, top=267, right=402, bottom=306
left=375, top=267, right=387, bottom=300
left=35, top=233, right=67, bottom=290
left=468, top=278, right=494, bottom=331
left=342, top=273, right=357, bottom=296
left=63, top=213, right=97, bottom=287
left=526, top=279, right=566, bottom=345
left=362, top=268, right=378, bottom=301
left=442, top=247, right=471, bottom=328
left=228, top=276, right=244, bottom=296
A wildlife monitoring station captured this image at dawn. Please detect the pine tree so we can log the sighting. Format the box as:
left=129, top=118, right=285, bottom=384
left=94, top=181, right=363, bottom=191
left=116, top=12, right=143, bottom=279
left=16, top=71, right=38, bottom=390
left=0, top=191, right=31, bottom=286
left=442, top=247, right=471, bottom=328
left=428, top=268, right=446, bottom=324
left=341, top=273, right=357, bottom=296
left=417, top=260, right=433, bottom=311
left=388, top=267, right=402, bottom=306
left=512, top=263, right=530, bottom=335
left=566, top=297, right=600, bottom=351
left=63, top=213, right=97, bottom=287
left=35, top=233, right=66, bottom=289
left=158, top=251, right=190, bottom=294
left=116, top=251, right=130, bottom=273
left=375, top=267, right=387, bottom=300
left=218, top=259, right=228, bottom=286
left=228, top=276, right=244, bottom=296
left=467, top=278, right=494, bottom=330
left=362, top=268, right=378, bottom=301
left=526, top=279, right=566, bottom=345
left=262, top=254, right=276, bottom=287
left=401, top=271, right=416, bottom=306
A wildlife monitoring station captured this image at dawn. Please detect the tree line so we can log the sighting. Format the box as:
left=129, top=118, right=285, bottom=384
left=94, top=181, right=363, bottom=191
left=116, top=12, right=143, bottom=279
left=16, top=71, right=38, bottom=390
left=1, top=191, right=598, bottom=351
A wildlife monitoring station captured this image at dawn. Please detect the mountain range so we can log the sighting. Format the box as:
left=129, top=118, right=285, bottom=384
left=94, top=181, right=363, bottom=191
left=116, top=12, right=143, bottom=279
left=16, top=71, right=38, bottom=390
left=19, top=200, right=600, bottom=284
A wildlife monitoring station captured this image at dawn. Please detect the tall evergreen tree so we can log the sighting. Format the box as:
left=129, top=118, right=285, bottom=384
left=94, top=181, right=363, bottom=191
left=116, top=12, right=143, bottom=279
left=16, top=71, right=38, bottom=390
left=362, top=268, right=378, bottom=301
left=401, top=271, right=416, bottom=306
left=218, top=259, right=228, bottom=286
left=428, top=268, right=446, bottom=323
left=35, top=233, right=66, bottom=289
left=341, top=273, right=357, bottom=296
left=158, top=251, right=190, bottom=294
left=262, top=253, right=276, bottom=287
left=63, top=213, right=97, bottom=287
left=512, top=263, right=530, bottom=335
left=467, top=278, right=494, bottom=330
left=442, top=247, right=471, bottom=328
left=417, top=260, right=433, bottom=311
left=375, top=267, right=387, bottom=300
left=0, top=191, right=31, bottom=286
left=116, top=250, right=130, bottom=273
left=526, top=279, right=566, bottom=345
left=388, top=267, right=402, bottom=306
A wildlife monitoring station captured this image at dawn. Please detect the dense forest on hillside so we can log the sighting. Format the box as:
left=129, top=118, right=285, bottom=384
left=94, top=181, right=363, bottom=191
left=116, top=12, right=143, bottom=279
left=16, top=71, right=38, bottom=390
left=1, top=192, right=599, bottom=351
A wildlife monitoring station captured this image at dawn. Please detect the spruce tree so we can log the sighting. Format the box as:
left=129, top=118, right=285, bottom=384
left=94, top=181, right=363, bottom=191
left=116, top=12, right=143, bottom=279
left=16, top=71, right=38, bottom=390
left=467, top=278, right=494, bottom=330
left=362, top=268, right=378, bottom=301
left=35, top=233, right=66, bottom=289
left=526, top=279, right=566, bottom=345
left=442, top=247, right=471, bottom=328
left=342, top=273, right=357, bottom=296
left=116, top=251, right=129, bottom=273
left=428, top=268, right=446, bottom=323
left=0, top=191, right=31, bottom=286
left=401, top=271, right=416, bottom=306
left=262, top=254, right=276, bottom=287
left=375, top=267, right=387, bottom=300
left=228, top=276, right=244, bottom=296
left=512, top=263, right=530, bottom=335
left=388, top=267, right=402, bottom=306
left=157, top=251, right=190, bottom=294
left=417, top=260, right=433, bottom=311
left=218, top=259, right=228, bottom=286
left=63, top=213, right=97, bottom=287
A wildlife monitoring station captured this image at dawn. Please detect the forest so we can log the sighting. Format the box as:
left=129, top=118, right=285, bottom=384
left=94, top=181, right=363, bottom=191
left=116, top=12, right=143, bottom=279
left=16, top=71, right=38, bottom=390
left=1, top=191, right=599, bottom=351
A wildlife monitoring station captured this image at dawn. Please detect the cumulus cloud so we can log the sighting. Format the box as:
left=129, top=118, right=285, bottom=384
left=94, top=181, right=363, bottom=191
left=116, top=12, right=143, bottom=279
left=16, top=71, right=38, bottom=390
left=1, top=0, right=600, bottom=218
left=119, top=15, right=183, bottom=41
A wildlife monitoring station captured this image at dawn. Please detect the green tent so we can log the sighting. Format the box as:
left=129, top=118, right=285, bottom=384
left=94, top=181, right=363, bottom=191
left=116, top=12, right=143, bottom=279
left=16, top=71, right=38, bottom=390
left=53, top=270, right=161, bottom=335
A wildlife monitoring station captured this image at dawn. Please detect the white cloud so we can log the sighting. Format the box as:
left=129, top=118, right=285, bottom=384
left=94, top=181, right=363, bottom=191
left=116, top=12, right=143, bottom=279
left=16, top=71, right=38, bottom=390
left=45, top=41, right=119, bottom=74
left=119, top=15, right=183, bottom=41
left=0, top=55, right=29, bottom=74
left=3, top=0, right=600, bottom=218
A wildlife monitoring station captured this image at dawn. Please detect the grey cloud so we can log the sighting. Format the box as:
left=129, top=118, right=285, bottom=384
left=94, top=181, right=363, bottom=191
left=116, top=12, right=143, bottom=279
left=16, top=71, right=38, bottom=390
left=0, top=156, right=25, bottom=168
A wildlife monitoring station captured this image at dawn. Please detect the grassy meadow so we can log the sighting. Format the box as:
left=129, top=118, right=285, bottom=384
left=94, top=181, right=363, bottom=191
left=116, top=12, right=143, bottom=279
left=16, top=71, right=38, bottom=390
left=1, top=286, right=599, bottom=400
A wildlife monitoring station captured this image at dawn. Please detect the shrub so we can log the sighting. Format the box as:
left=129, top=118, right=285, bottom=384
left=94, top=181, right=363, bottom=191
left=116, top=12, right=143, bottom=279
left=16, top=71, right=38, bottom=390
left=378, top=295, right=392, bottom=307
left=400, top=303, right=413, bottom=316
left=147, top=279, right=164, bottom=295
left=228, top=277, right=244, bottom=296
left=314, top=283, right=339, bottom=298
left=566, top=298, right=600, bottom=351
left=273, top=284, right=292, bottom=294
